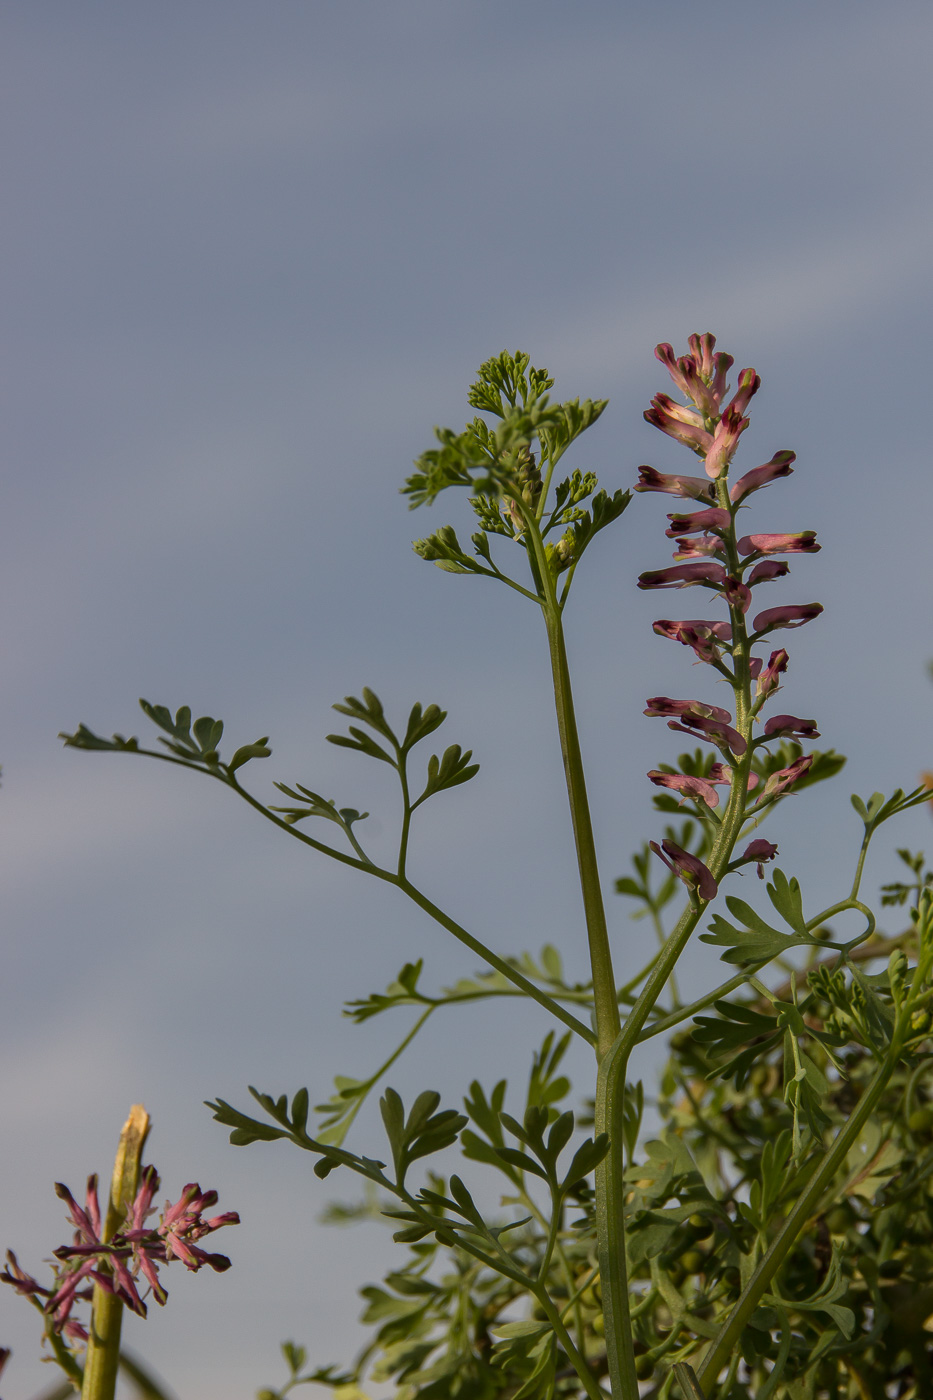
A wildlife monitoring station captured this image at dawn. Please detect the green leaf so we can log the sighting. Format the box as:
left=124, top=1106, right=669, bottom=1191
left=59, top=724, right=140, bottom=753
left=412, top=744, right=480, bottom=807
left=561, top=1134, right=610, bottom=1190
left=227, top=738, right=272, bottom=774
left=767, top=869, right=808, bottom=936
left=491, top=1321, right=550, bottom=1340
left=326, top=727, right=396, bottom=766
left=401, top=702, right=446, bottom=752
left=692, top=1000, right=783, bottom=1087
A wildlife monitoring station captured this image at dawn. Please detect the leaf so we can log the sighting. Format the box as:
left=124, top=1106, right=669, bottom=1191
left=767, top=869, right=808, bottom=936
left=491, top=1321, right=550, bottom=1340
left=227, top=738, right=272, bottom=774
left=560, top=1134, right=610, bottom=1190
left=401, top=702, right=446, bottom=752
left=412, top=744, right=480, bottom=807
left=327, top=727, right=396, bottom=766
left=59, top=724, right=140, bottom=753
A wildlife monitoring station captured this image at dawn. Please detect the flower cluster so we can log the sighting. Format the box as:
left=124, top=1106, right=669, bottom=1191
left=636, top=334, right=823, bottom=898
left=1, top=1167, right=239, bottom=1339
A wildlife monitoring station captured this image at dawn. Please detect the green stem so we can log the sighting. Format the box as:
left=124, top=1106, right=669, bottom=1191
left=637, top=965, right=769, bottom=1043
left=535, top=1291, right=608, bottom=1400
left=81, top=1106, right=150, bottom=1400
left=396, top=751, right=413, bottom=879
left=233, top=770, right=596, bottom=1042
left=542, top=607, right=620, bottom=1057
left=695, top=1056, right=894, bottom=1389
left=397, top=879, right=596, bottom=1045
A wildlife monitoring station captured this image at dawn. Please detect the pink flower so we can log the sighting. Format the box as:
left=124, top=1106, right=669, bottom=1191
left=635, top=466, right=717, bottom=501
left=708, top=763, right=760, bottom=792
left=652, top=618, right=732, bottom=663
left=747, top=560, right=790, bottom=586
left=763, top=714, right=820, bottom=740
left=644, top=395, right=714, bottom=454
left=657, top=336, right=735, bottom=414
left=752, top=602, right=823, bottom=635
left=644, top=697, right=733, bottom=723
left=638, top=561, right=726, bottom=590
left=648, top=771, right=721, bottom=808
left=38, top=1167, right=239, bottom=1330
left=654, top=343, right=700, bottom=402
left=725, top=367, right=761, bottom=417
left=738, top=531, right=819, bottom=556
left=704, top=405, right=750, bottom=479
left=722, top=576, right=752, bottom=613
left=672, top=534, right=726, bottom=560
left=665, top=507, right=732, bottom=537
left=650, top=839, right=718, bottom=902
left=645, top=699, right=747, bottom=755
left=757, top=754, right=814, bottom=800
left=740, top=839, right=779, bottom=878
left=668, top=714, right=747, bottom=755
left=730, top=451, right=796, bottom=502
left=756, top=649, right=789, bottom=699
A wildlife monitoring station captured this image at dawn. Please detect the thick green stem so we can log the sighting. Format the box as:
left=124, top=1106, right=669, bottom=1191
left=81, top=1106, right=150, bottom=1400
left=543, top=609, right=620, bottom=1057
left=595, top=519, right=759, bottom=1400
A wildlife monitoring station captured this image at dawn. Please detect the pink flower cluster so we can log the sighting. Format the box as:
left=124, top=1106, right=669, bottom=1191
left=635, top=335, right=824, bottom=899
left=1, top=1168, right=239, bottom=1338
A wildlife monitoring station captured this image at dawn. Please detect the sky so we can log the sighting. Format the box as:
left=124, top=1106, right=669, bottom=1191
left=3, top=2, right=933, bottom=1396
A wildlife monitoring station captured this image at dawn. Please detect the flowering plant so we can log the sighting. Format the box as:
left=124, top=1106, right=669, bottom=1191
left=28, top=337, right=933, bottom=1399
left=3, top=1105, right=238, bottom=1400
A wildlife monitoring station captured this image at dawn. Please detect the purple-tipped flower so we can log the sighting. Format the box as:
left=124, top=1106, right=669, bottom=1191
left=648, top=771, right=721, bottom=809
left=650, top=839, right=718, bottom=902
left=740, top=839, right=779, bottom=878
left=726, top=367, right=761, bottom=417
left=763, top=714, right=820, bottom=740
left=644, top=697, right=733, bottom=724
left=757, top=753, right=813, bottom=801
left=738, top=531, right=819, bottom=556
left=638, top=561, right=726, bottom=590
left=704, top=404, right=750, bottom=479
left=644, top=395, right=714, bottom=454
left=652, top=618, right=732, bottom=663
left=672, top=534, right=725, bottom=560
left=730, top=451, right=796, bottom=502
left=668, top=714, right=747, bottom=755
left=757, top=649, right=789, bottom=699
left=646, top=699, right=747, bottom=754
left=665, top=507, right=732, bottom=537
left=747, top=560, right=790, bottom=586
left=752, top=602, right=823, bottom=636
left=635, top=466, right=716, bottom=502
left=654, top=343, right=700, bottom=401
left=722, top=576, right=752, bottom=613
left=34, top=1166, right=239, bottom=1333
left=708, top=763, right=760, bottom=792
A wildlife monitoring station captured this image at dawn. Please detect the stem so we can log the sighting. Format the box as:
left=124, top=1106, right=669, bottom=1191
left=535, top=1290, right=608, bottom=1400
left=542, top=607, right=620, bottom=1057
left=397, top=879, right=596, bottom=1045
left=397, top=751, right=413, bottom=879
left=695, top=1056, right=894, bottom=1389
left=81, top=1106, right=150, bottom=1400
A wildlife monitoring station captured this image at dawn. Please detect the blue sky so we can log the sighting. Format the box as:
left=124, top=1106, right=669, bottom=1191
left=3, top=3, right=933, bottom=1396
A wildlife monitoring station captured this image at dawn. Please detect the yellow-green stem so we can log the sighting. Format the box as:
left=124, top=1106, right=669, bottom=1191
left=81, top=1105, right=150, bottom=1400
